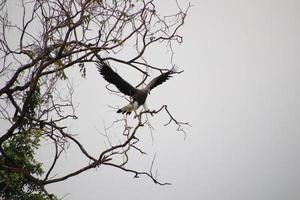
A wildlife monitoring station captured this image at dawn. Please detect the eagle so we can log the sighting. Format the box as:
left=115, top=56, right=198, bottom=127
left=97, top=61, right=176, bottom=115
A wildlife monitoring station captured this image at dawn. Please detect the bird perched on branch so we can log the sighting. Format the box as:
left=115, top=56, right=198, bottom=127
left=97, top=61, right=176, bottom=115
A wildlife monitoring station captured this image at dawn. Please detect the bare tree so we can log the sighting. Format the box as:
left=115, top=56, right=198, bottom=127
left=0, top=0, right=190, bottom=198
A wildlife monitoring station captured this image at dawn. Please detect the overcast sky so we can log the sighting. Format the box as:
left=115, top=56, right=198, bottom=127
left=3, top=0, right=300, bottom=199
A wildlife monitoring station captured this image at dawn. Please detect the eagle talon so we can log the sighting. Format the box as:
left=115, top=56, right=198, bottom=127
left=150, top=110, right=154, bottom=116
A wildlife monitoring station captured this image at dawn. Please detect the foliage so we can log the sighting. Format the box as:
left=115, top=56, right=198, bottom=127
left=0, top=130, right=55, bottom=199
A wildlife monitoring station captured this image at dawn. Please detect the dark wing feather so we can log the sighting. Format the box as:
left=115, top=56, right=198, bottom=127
left=145, top=69, right=175, bottom=91
left=97, top=62, right=137, bottom=96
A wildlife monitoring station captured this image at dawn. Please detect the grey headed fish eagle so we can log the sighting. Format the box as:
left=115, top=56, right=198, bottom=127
left=97, top=61, right=176, bottom=115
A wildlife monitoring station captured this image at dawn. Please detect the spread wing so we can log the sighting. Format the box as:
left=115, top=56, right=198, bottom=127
left=145, top=69, right=175, bottom=91
left=97, top=61, right=137, bottom=96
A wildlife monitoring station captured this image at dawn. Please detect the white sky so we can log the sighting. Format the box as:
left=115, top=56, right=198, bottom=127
left=2, top=0, right=300, bottom=199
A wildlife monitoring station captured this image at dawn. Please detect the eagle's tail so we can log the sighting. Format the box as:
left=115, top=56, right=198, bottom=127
left=117, top=104, right=134, bottom=115
left=117, top=102, right=139, bottom=115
